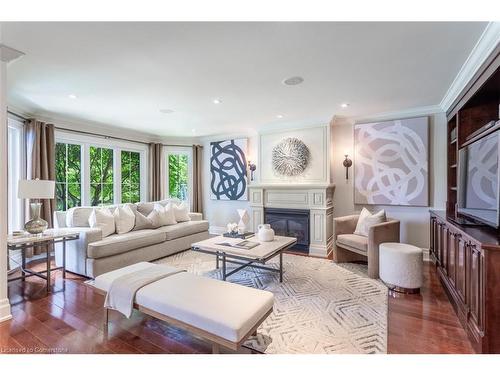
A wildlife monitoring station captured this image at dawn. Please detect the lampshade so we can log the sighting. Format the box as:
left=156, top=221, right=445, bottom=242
left=18, top=179, right=55, bottom=199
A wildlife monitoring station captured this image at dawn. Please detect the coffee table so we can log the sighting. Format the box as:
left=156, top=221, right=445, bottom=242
left=191, top=235, right=297, bottom=282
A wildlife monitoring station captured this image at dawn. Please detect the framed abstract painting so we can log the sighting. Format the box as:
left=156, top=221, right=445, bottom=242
left=354, top=116, right=429, bottom=206
left=210, top=138, right=248, bottom=200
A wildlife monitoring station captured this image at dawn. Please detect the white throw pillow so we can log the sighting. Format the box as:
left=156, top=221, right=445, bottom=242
left=173, top=201, right=191, bottom=222
left=113, top=205, right=136, bottom=234
left=89, top=208, right=116, bottom=237
left=354, top=207, right=386, bottom=237
left=154, top=203, right=177, bottom=226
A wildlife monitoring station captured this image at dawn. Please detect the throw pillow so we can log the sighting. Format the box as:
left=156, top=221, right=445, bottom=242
left=353, top=207, right=386, bottom=237
left=172, top=201, right=191, bottom=222
left=154, top=203, right=177, bottom=226
left=89, top=208, right=116, bottom=237
left=114, top=205, right=136, bottom=234
left=133, top=208, right=161, bottom=230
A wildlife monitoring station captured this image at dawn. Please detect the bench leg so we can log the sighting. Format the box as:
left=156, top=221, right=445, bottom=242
left=212, top=343, right=220, bottom=354
left=103, top=308, right=109, bottom=335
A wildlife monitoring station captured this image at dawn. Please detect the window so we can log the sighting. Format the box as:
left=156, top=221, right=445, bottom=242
left=90, top=146, right=114, bottom=206
left=168, top=153, right=189, bottom=200
left=7, top=117, right=24, bottom=232
left=55, top=131, right=147, bottom=207
left=121, top=150, right=141, bottom=203
left=55, top=142, right=82, bottom=211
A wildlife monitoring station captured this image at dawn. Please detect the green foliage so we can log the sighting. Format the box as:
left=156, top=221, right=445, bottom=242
left=55, top=143, right=82, bottom=210
left=90, top=146, right=114, bottom=206
left=121, top=150, right=141, bottom=203
left=168, top=154, right=188, bottom=200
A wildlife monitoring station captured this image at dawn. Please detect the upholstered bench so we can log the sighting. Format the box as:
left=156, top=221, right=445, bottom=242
left=379, top=242, right=423, bottom=294
left=93, top=262, right=274, bottom=353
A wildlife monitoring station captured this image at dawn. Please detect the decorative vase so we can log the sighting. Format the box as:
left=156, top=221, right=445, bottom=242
left=24, top=202, right=48, bottom=235
left=257, top=224, right=275, bottom=242
left=237, top=209, right=250, bottom=232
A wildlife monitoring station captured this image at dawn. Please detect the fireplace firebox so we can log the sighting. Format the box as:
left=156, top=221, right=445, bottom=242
left=264, top=208, right=310, bottom=253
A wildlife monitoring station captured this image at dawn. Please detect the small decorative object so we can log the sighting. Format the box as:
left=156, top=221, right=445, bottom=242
left=354, top=116, right=429, bottom=206
left=343, top=153, right=353, bottom=180
left=237, top=209, right=250, bottom=232
left=247, top=160, right=257, bottom=181
left=257, top=224, right=275, bottom=242
left=210, top=138, right=248, bottom=201
left=272, top=137, right=310, bottom=176
left=226, top=222, right=239, bottom=234
left=222, top=231, right=254, bottom=239
left=18, top=179, right=55, bottom=235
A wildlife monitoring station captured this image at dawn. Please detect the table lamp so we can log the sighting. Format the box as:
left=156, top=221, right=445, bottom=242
left=18, top=179, right=55, bottom=234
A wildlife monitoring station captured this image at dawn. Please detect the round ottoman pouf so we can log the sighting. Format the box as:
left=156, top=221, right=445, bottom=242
left=379, top=242, right=423, bottom=294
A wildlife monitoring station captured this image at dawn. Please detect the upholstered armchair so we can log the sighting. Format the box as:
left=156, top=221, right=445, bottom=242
left=333, top=214, right=400, bottom=279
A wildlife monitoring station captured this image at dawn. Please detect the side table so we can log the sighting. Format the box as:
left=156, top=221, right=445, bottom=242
left=7, top=229, right=80, bottom=292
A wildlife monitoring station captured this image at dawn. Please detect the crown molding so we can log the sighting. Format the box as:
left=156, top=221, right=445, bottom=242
left=350, top=104, right=443, bottom=124
left=440, top=22, right=500, bottom=112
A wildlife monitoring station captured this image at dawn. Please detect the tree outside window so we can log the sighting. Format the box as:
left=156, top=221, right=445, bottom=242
left=55, top=142, right=82, bottom=211
left=121, top=150, right=141, bottom=203
left=168, top=153, right=189, bottom=200
left=90, top=146, right=114, bottom=206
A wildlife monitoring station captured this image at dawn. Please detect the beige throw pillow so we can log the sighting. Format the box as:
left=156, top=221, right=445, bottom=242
left=154, top=203, right=177, bottom=226
left=114, top=205, right=136, bottom=234
left=172, top=201, right=191, bottom=222
left=89, top=208, right=116, bottom=237
left=133, top=208, right=161, bottom=230
left=354, top=207, right=386, bottom=237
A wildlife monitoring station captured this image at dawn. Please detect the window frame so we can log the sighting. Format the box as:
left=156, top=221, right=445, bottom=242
left=55, top=141, right=84, bottom=211
left=55, top=130, right=148, bottom=206
left=165, top=146, right=193, bottom=206
left=7, top=116, right=25, bottom=232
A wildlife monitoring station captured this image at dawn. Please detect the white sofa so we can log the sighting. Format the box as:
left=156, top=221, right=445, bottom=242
left=53, top=200, right=209, bottom=278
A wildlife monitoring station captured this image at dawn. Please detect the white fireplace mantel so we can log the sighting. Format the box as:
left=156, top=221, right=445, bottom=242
left=249, top=183, right=335, bottom=258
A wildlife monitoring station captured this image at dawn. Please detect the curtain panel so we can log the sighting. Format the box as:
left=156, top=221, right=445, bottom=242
left=25, top=119, right=56, bottom=256
left=148, top=143, right=165, bottom=201
left=192, top=145, right=203, bottom=214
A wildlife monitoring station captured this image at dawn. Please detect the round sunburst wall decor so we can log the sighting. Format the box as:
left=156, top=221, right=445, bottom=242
left=272, top=137, right=310, bottom=176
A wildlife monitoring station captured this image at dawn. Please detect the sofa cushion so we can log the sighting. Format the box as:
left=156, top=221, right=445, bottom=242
left=336, top=234, right=368, bottom=254
left=172, top=201, right=191, bottom=222
left=156, top=220, right=209, bottom=241
left=354, top=207, right=386, bottom=237
left=89, top=208, right=116, bottom=237
left=66, top=207, right=94, bottom=227
left=114, top=204, right=136, bottom=234
left=133, top=209, right=161, bottom=230
left=87, top=229, right=166, bottom=259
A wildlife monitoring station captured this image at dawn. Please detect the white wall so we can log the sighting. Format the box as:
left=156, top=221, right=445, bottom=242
left=202, top=131, right=259, bottom=233
left=330, top=112, right=447, bottom=249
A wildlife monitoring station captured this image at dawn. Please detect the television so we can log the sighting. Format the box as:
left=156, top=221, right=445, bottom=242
left=458, top=129, right=500, bottom=228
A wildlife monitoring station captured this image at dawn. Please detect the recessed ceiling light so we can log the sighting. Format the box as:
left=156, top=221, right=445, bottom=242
left=191, top=129, right=196, bottom=133
left=213, top=98, right=222, bottom=104
left=282, top=76, right=304, bottom=86
left=160, top=109, right=174, bottom=114
left=341, top=103, right=349, bottom=108
left=276, top=114, right=284, bottom=119
left=68, top=94, right=77, bottom=99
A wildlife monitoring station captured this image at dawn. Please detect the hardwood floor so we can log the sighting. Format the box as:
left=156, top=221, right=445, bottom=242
left=1, top=256, right=474, bottom=354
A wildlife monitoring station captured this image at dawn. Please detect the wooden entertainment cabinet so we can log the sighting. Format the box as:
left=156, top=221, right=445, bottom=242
left=429, top=46, right=500, bottom=353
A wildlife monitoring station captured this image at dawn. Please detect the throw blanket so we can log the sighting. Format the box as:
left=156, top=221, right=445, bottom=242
left=104, top=265, right=184, bottom=318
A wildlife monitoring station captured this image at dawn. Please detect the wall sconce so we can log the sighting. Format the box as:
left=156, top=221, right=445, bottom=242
left=247, top=160, right=257, bottom=181
left=343, top=154, right=352, bottom=180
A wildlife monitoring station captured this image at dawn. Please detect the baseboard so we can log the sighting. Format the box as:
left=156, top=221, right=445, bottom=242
left=422, top=247, right=430, bottom=262
left=0, top=298, right=12, bottom=323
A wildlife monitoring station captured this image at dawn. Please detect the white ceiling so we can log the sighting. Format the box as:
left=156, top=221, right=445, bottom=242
left=3, top=22, right=488, bottom=137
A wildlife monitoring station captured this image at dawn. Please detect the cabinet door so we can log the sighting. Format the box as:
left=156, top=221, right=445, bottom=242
left=447, top=231, right=456, bottom=286
left=456, top=236, right=466, bottom=303
left=441, top=227, right=448, bottom=275
left=468, top=243, right=483, bottom=331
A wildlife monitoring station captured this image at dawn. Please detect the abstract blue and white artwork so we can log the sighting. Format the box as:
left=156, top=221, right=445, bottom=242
left=354, top=116, right=429, bottom=206
left=210, top=138, right=248, bottom=200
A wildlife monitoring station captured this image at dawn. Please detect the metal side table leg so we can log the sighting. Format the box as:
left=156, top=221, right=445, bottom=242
left=46, top=244, right=51, bottom=292
left=279, top=251, right=283, bottom=282
left=222, top=254, right=226, bottom=281
left=62, top=238, right=66, bottom=279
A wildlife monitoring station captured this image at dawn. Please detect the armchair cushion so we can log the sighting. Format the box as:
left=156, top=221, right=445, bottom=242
left=336, top=234, right=368, bottom=254
left=354, top=207, right=386, bottom=237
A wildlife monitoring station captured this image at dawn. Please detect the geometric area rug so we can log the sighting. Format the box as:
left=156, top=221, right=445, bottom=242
left=156, top=251, right=388, bottom=354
